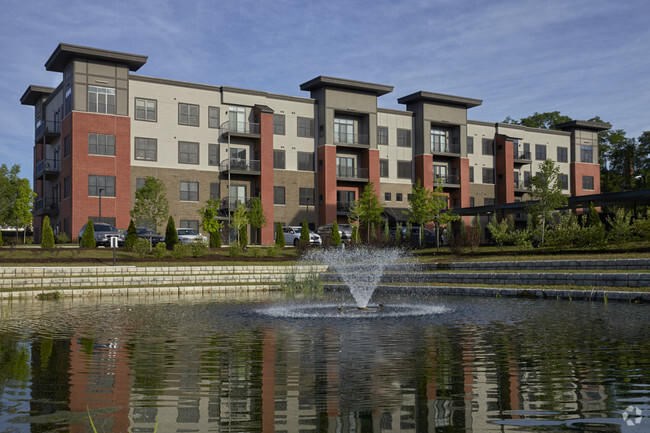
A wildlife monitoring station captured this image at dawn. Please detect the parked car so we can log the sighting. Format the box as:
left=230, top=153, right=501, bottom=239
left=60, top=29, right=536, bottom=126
left=393, top=226, right=441, bottom=247
left=176, top=228, right=208, bottom=245
left=136, top=228, right=165, bottom=246
left=317, top=223, right=354, bottom=244
left=78, top=223, right=125, bottom=247
left=282, top=226, right=322, bottom=246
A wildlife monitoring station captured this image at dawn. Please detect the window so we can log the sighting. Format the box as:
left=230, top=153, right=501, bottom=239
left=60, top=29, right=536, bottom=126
left=559, top=174, right=569, bottom=190
left=397, top=129, right=411, bottom=147
left=397, top=161, right=411, bottom=179
left=180, top=220, right=199, bottom=231
left=535, top=144, right=547, bottom=160
left=64, top=135, right=71, bottom=158
left=482, top=138, right=494, bottom=155
left=524, top=171, right=531, bottom=187
left=135, top=98, right=156, bottom=121
left=469, top=166, right=474, bottom=183
left=230, top=184, right=247, bottom=207
left=64, top=87, right=72, bottom=116
left=396, top=193, right=403, bottom=202
left=582, top=175, right=594, bottom=190
left=482, top=168, right=495, bottom=184
left=273, top=150, right=286, bottom=169
left=335, top=118, right=355, bottom=143
left=557, top=147, right=568, bottom=163
left=273, top=114, right=285, bottom=135
left=378, top=127, right=388, bottom=145
left=431, top=129, right=447, bottom=153
left=297, top=117, right=314, bottom=137
left=523, top=142, right=531, bottom=159
left=178, top=103, right=199, bottom=126
left=299, top=188, right=314, bottom=205
left=88, top=133, right=115, bottom=156
left=467, top=136, right=474, bottom=154
left=274, top=186, right=285, bottom=205
left=136, top=178, right=146, bottom=190
left=180, top=181, right=199, bottom=201
left=580, top=145, right=593, bottom=163
left=208, top=143, right=219, bottom=166
left=433, top=165, right=448, bottom=182
left=469, top=197, right=475, bottom=207
left=380, top=159, right=389, bottom=178
left=88, top=86, right=115, bottom=114
left=336, top=156, right=355, bottom=177
left=63, top=176, right=70, bottom=199
left=210, top=182, right=220, bottom=200
left=134, top=137, right=157, bottom=161
left=385, top=192, right=391, bottom=201
left=178, top=141, right=199, bottom=164
left=297, top=152, right=314, bottom=171
left=88, top=175, right=115, bottom=197
left=208, top=106, right=220, bottom=128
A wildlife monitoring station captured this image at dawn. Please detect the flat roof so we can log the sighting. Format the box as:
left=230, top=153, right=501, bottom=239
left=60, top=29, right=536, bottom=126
left=20, top=85, right=55, bottom=106
left=398, top=91, right=482, bottom=108
left=45, top=43, right=148, bottom=72
left=555, top=120, right=611, bottom=132
left=300, top=76, right=393, bottom=96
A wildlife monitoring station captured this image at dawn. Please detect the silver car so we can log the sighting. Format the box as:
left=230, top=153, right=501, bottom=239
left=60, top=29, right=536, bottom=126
left=282, top=226, right=322, bottom=246
left=78, top=223, right=125, bottom=247
left=176, top=228, right=208, bottom=245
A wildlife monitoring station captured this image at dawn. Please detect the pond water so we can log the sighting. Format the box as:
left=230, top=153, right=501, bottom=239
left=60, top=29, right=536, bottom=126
left=0, top=292, right=648, bottom=432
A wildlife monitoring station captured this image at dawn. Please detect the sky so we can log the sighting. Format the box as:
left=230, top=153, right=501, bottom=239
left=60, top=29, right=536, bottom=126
left=1, top=0, right=649, bottom=179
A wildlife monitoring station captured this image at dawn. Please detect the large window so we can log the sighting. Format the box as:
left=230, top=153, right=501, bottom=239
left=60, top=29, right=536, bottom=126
left=337, top=190, right=355, bottom=207
left=297, top=152, right=314, bottom=171
left=229, top=106, right=246, bottom=132
left=379, top=159, right=389, bottom=178
left=397, top=161, right=411, bottom=179
left=535, top=144, right=547, bottom=160
left=180, top=181, right=199, bottom=201
left=88, top=86, right=115, bottom=114
left=135, top=98, right=156, bottom=121
left=580, top=145, right=593, bottom=163
left=297, top=117, right=314, bottom=137
left=274, top=186, right=285, bottom=205
left=299, top=188, right=314, bottom=206
left=230, top=184, right=247, bottom=207
left=433, top=165, right=448, bottom=182
left=273, top=114, right=285, bottom=135
left=336, top=156, right=355, bottom=177
left=482, top=138, right=494, bottom=155
left=88, top=175, right=115, bottom=197
left=208, top=107, right=220, bottom=128
left=88, top=133, right=115, bottom=156
left=134, top=137, right=157, bottom=161
left=557, top=147, right=568, bottom=163
left=431, top=129, right=447, bottom=153
left=178, top=141, right=199, bottom=164
left=273, top=150, right=286, bottom=169
left=208, top=143, right=219, bottom=166
left=482, top=168, right=495, bottom=184
left=378, top=127, right=388, bottom=145
left=467, top=136, right=474, bottom=154
left=178, top=103, right=199, bottom=126
left=335, top=118, right=354, bottom=143
left=397, top=129, right=411, bottom=147
left=582, top=175, right=594, bottom=190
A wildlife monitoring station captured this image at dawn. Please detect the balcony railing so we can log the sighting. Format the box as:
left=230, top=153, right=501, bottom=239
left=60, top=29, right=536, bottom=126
left=220, top=158, right=261, bottom=173
left=514, top=151, right=531, bottom=161
left=35, top=158, right=60, bottom=177
left=432, top=144, right=461, bottom=154
left=434, top=174, right=460, bottom=185
left=336, top=167, right=369, bottom=179
left=514, top=181, right=530, bottom=191
left=337, top=201, right=353, bottom=213
left=221, top=121, right=260, bottom=136
left=334, top=131, right=369, bottom=146
left=35, top=120, right=61, bottom=141
left=34, top=198, right=59, bottom=215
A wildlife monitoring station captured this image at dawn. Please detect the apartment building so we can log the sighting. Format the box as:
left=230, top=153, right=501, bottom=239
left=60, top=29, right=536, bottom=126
left=21, top=43, right=609, bottom=243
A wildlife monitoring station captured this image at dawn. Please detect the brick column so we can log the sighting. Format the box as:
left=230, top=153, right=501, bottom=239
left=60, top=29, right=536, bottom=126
left=257, top=110, right=275, bottom=244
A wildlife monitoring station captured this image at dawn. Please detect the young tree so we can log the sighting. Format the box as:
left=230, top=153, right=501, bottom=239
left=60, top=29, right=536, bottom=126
left=199, top=199, right=224, bottom=248
left=348, top=182, right=383, bottom=242
left=330, top=221, right=342, bottom=247
left=125, top=219, right=138, bottom=249
left=247, top=197, right=267, bottom=245
left=487, top=214, right=511, bottom=251
left=300, top=219, right=310, bottom=245
left=41, top=216, right=55, bottom=249
left=526, top=159, right=568, bottom=245
left=586, top=202, right=602, bottom=227
left=407, top=180, right=458, bottom=249
left=231, top=205, right=248, bottom=247
left=130, top=177, right=169, bottom=232
left=80, top=219, right=96, bottom=248
left=0, top=165, right=35, bottom=242
left=275, top=222, right=285, bottom=247
left=165, top=216, right=179, bottom=250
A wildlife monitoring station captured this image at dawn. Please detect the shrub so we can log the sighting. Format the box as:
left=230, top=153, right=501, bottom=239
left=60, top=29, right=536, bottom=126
left=330, top=221, right=341, bottom=247
left=632, top=210, right=650, bottom=241
left=55, top=233, right=71, bottom=244
left=125, top=220, right=138, bottom=249
left=239, top=226, right=248, bottom=248
left=578, top=225, right=607, bottom=249
left=267, top=244, right=280, bottom=257
left=486, top=214, right=511, bottom=251
left=80, top=219, right=96, bottom=248
left=210, top=229, right=221, bottom=248
left=275, top=222, right=285, bottom=247
left=133, top=238, right=150, bottom=257
left=41, top=216, right=55, bottom=249
left=606, top=208, right=633, bottom=245
left=152, top=242, right=167, bottom=258
left=466, top=226, right=481, bottom=253
left=249, top=246, right=263, bottom=258
left=190, top=240, right=208, bottom=258
left=0, top=236, right=3, bottom=247
left=165, top=216, right=178, bottom=250
left=512, top=228, right=534, bottom=251
left=228, top=243, right=242, bottom=257
left=546, top=212, right=580, bottom=250
left=171, top=243, right=191, bottom=259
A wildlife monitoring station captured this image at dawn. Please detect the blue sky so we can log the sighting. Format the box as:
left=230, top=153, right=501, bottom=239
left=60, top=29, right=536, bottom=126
left=1, top=0, right=649, bottom=178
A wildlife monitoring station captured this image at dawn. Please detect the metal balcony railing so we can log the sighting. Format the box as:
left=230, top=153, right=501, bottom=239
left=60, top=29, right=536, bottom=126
left=432, top=143, right=461, bottom=154
left=222, top=121, right=260, bottom=135
left=334, top=131, right=369, bottom=146
left=514, top=151, right=531, bottom=161
left=220, top=158, right=261, bottom=173
left=336, top=167, right=369, bottom=179
left=34, top=198, right=59, bottom=215
left=434, top=174, right=460, bottom=185
left=35, top=120, right=61, bottom=140
left=337, top=201, right=353, bottom=212
left=35, top=159, right=60, bottom=177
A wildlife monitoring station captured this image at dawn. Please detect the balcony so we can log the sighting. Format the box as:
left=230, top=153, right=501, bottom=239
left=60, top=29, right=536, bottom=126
left=514, top=151, right=532, bottom=165
left=434, top=174, right=460, bottom=188
left=336, top=167, right=369, bottom=182
left=514, top=181, right=530, bottom=193
left=334, top=131, right=369, bottom=149
left=35, top=158, right=61, bottom=178
left=33, top=198, right=59, bottom=216
left=220, top=121, right=260, bottom=138
left=431, top=143, right=461, bottom=157
left=337, top=201, right=353, bottom=214
left=35, top=120, right=61, bottom=143
left=220, top=158, right=261, bottom=175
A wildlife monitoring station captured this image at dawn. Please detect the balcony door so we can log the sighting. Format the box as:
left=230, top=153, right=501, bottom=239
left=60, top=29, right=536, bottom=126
left=334, top=118, right=355, bottom=144
left=336, top=156, right=355, bottom=178
left=230, top=148, right=247, bottom=170
left=229, top=106, right=246, bottom=133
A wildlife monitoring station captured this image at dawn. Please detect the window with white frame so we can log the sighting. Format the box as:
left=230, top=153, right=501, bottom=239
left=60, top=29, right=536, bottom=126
left=335, top=117, right=355, bottom=143
left=135, top=98, right=156, bottom=121
left=88, top=86, right=115, bottom=114
left=229, top=106, right=246, bottom=132
left=208, top=106, right=220, bottom=128
left=431, top=129, right=448, bottom=153
left=336, top=156, right=355, bottom=177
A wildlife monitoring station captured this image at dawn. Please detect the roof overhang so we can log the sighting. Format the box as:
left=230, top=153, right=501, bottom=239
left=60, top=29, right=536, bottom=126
left=555, top=120, right=611, bottom=132
left=45, top=43, right=148, bottom=72
left=20, top=85, right=55, bottom=106
left=300, top=76, right=393, bottom=97
left=398, top=91, right=482, bottom=108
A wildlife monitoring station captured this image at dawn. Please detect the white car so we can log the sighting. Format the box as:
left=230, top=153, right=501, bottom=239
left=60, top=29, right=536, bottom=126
left=282, top=226, right=322, bottom=246
left=176, top=228, right=208, bottom=245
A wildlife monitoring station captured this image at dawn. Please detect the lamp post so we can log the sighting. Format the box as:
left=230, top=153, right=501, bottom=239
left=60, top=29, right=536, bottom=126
left=98, top=188, right=103, bottom=220
left=306, top=197, right=310, bottom=229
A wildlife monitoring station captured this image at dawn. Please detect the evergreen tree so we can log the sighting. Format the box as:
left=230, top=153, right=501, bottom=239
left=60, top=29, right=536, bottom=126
left=239, top=226, right=248, bottom=248
left=41, top=215, right=54, bottom=248
left=300, top=219, right=310, bottom=245
left=165, top=216, right=179, bottom=250
left=125, top=220, right=138, bottom=249
left=586, top=202, right=602, bottom=227
left=80, top=219, right=96, bottom=248
left=330, top=221, right=342, bottom=247
left=275, top=222, right=285, bottom=247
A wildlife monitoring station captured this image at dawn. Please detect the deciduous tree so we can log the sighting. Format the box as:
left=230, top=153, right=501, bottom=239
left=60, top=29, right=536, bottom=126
left=348, top=182, right=383, bottom=242
left=199, top=199, right=224, bottom=248
left=130, top=177, right=169, bottom=232
left=526, top=159, right=568, bottom=245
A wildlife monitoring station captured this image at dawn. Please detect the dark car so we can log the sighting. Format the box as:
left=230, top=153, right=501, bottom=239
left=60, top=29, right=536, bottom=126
left=78, top=223, right=125, bottom=247
left=136, top=228, right=165, bottom=246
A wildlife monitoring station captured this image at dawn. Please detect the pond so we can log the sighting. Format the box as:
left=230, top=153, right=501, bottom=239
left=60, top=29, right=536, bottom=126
left=0, top=292, right=648, bottom=432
